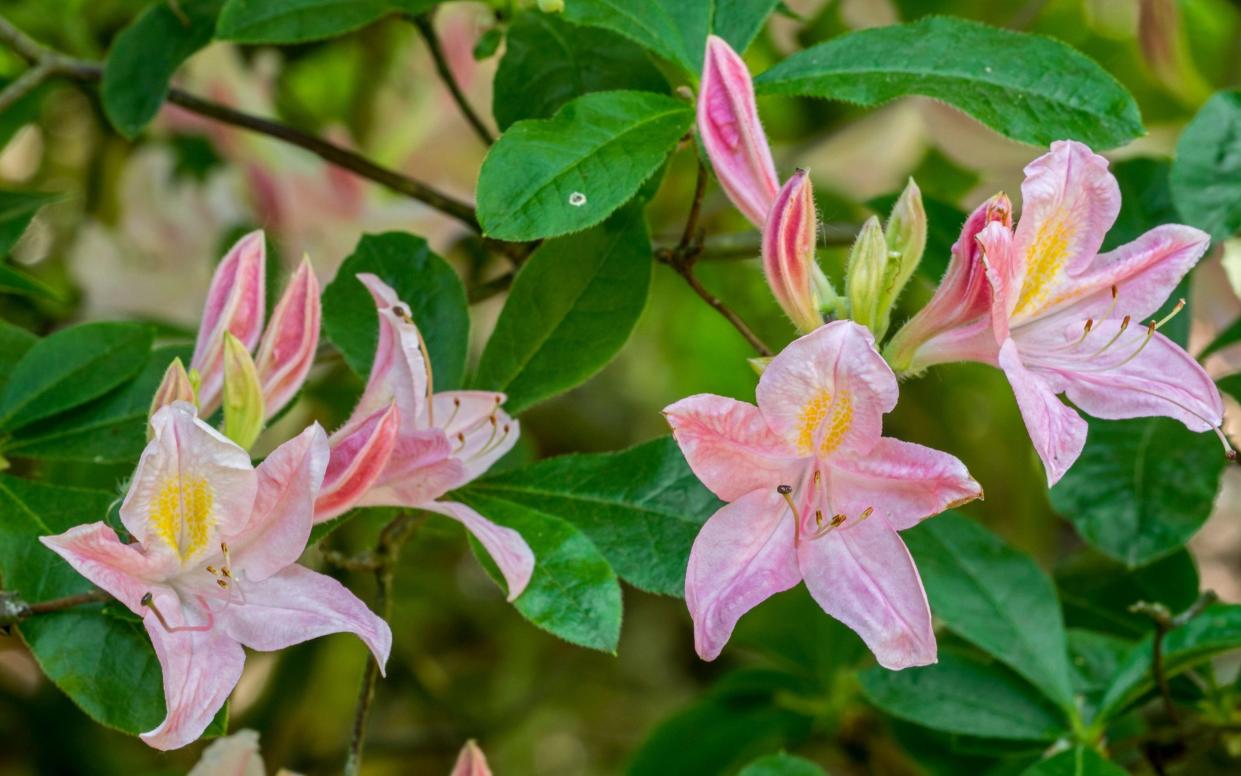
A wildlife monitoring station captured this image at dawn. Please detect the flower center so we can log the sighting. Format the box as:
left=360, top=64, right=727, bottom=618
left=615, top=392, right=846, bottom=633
left=150, top=475, right=214, bottom=561
left=796, top=389, right=852, bottom=456
left=776, top=468, right=873, bottom=545
left=1014, top=215, right=1075, bottom=316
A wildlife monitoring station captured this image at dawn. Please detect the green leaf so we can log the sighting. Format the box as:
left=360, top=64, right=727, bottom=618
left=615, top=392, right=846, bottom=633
left=473, top=208, right=652, bottom=413
left=903, top=513, right=1075, bottom=712
left=0, top=320, right=36, bottom=395
left=1098, top=603, right=1241, bottom=721
left=0, top=322, right=153, bottom=433
left=1020, top=747, right=1127, bottom=776
left=1049, top=418, right=1226, bottom=567
left=1056, top=549, right=1200, bottom=639
left=1219, top=373, right=1241, bottom=404
left=1066, top=629, right=1133, bottom=721
left=737, top=752, right=827, bottom=776
left=4, top=346, right=190, bottom=464
left=0, top=264, right=58, bottom=301
left=101, top=0, right=223, bottom=138
left=1170, top=90, right=1241, bottom=242
left=628, top=670, right=815, bottom=776
left=562, top=0, right=711, bottom=75
left=859, top=649, right=1069, bottom=742
left=0, top=476, right=163, bottom=734
left=0, top=189, right=61, bottom=256
left=217, top=0, right=437, bottom=44
left=493, top=12, right=668, bottom=131
left=477, top=91, right=691, bottom=241
left=712, top=0, right=781, bottom=54
left=754, top=17, right=1144, bottom=149
left=456, top=437, right=720, bottom=596
left=321, top=232, right=469, bottom=390
left=454, top=491, right=622, bottom=652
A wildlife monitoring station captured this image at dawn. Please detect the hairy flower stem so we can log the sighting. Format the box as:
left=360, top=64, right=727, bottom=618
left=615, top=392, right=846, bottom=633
left=343, top=513, right=422, bottom=776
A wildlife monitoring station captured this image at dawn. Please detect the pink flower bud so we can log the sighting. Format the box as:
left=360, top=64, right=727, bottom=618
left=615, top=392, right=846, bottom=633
left=449, top=740, right=493, bottom=776
left=190, top=230, right=267, bottom=414
left=884, top=193, right=1013, bottom=374
left=255, top=257, right=321, bottom=420
left=699, top=35, right=780, bottom=228
left=148, top=358, right=195, bottom=438
left=314, top=403, right=401, bottom=522
left=762, top=170, right=824, bottom=333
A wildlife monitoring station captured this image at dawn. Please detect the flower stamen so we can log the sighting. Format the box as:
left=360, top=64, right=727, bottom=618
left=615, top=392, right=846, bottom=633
left=141, top=592, right=214, bottom=633
left=777, top=484, right=801, bottom=545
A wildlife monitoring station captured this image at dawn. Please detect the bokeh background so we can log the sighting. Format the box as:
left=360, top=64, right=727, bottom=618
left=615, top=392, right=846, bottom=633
left=1, top=0, right=1240, bottom=773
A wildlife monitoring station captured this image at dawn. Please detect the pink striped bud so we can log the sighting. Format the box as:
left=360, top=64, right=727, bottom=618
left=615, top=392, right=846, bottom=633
left=314, top=403, right=401, bottom=522
left=449, top=741, right=493, bottom=776
left=148, top=357, right=195, bottom=439
left=255, top=256, right=321, bottom=420
left=762, top=170, right=826, bottom=333
left=190, top=230, right=267, bottom=414
left=699, top=35, right=780, bottom=228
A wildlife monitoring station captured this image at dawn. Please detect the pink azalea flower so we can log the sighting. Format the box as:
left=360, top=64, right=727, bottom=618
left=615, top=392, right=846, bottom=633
left=886, top=141, right=1223, bottom=485
left=665, top=321, right=981, bottom=669
left=191, top=231, right=267, bottom=414
left=699, top=35, right=780, bottom=228
left=40, top=403, right=391, bottom=751
left=255, top=256, right=321, bottom=420
left=314, top=274, right=535, bottom=601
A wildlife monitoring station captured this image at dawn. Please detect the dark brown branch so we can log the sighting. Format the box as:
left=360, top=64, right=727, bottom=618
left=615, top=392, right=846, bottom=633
left=410, top=13, right=495, bottom=146
left=468, top=271, right=514, bottom=303
left=2, top=588, right=109, bottom=628
left=1131, top=592, right=1219, bottom=735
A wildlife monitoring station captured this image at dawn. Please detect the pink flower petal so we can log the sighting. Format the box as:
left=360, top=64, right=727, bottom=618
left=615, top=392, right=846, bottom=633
left=763, top=170, right=823, bottom=333
left=359, top=428, right=461, bottom=506
left=122, top=403, right=257, bottom=565
left=187, top=729, right=264, bottom=776
left=698, top=35, right=780, bottom=228
left=139, top=592, right=246, bottom=751
left=685, top=487, right=800, bottom=661
left=255, top=257, right=321, bottom=420
left=1009, top=141, right=1120, bottom=324
left=829, top=439, right=982, bottom=531
left=664, top=393, right=795, bottom=501
left=798, top=513, right=935, bottom=670
left=219, top=565, right=392, bottom=671
left=348, top=273, right=431, bottom=431
left=756, top=321, right=897, bottom=459
left=449, top=740, right=493, bottom=776
left=423, top=501, right=535, bottom=601
left=997, top=338, right=1088, bottom=486
left=978, top=220, right=1018, bottom=343
left=316, top=404, right=401, bottom=522
left=191, top=231, right=267, bottom=414
left=39, top=523, right=174, bottom=613
left=230, top=424, right=329, bottom=581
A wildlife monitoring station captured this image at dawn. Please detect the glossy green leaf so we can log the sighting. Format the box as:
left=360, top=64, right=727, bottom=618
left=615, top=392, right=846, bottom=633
left=628, top=670, right=815, bottom=776
left=4, top=346, right=190, bottom=464
left=0, top=189, right=61, bottom=256
left=712, top=0, right=781, bottom=54
left=1170, top=90, right=1241, bottom=242
left=102, top=0, right=223, bottom=138
left=904, top=513, right=1075, bottom=711
left=1056, top=549, right=1200, bottom=639
left=1049, top=418, right=1226, bottom=567
left=217, top=0, right=437, bottom=44
left=562, top=0, right=711, bottom=75
left=1066, top=628, right=1132, bottom=722
left=454, top=491, right=622, bottom=652
left=473, top=208, right=652, bottom=413
left=0, top=322, right=153, bottom=433
left=737, top=752, right=827, bottom=776
left=1020, top=747, right=1127, bottom=776
left=0, top=264, right=58, bottom=301
left=456, top=436, right=720, bottom=596
left=0, top=320, right=36, bottom=395
left=477, top=91, right=691, bottom=241
left=754, top=17, right=1144, bottom=149
left=0, top=475, right=225, bottom=737
left=1218, top=373, right=1241, bottom=404
left=322, top=232, right=469, bottom=390
left=859, top=649, right=1069, bottom=742
left=493, top=12, right=668, bottom=131
left=1098, top=603, right=1241, bottom=720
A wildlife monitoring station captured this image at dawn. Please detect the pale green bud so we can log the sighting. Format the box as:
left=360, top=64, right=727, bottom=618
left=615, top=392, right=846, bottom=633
left=875, top=178, right=927, bottom=339
left=536, top=0, right=565, bottom=13
left=844, top=216, right=888, bottom=335
left=222, top=333, right=265, bottom=451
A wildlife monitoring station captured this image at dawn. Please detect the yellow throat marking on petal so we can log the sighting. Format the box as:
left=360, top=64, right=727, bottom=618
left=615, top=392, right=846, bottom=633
left=150, top=475, right=214, bottom=560
left=796, top=389, right=852, bottom=456
left=1014, top=213, right=1078, bottom=317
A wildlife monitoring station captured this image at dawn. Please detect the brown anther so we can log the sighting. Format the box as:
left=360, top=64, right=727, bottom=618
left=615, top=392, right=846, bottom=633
left=1084, top=319, right=1093, bottom=333
left=221, top=567, right=232, bottom=578
left=1120, top=315, right=1130, bottom=330
left=860, top=507, right=874, bottom=520
left=830, top=513, right=847, bottom=527
left=206, top=565, right=217, bottom=575
left=1111, top=285, right=1118, bottom=300
left=815, top=509, right=824, bottom=526
left=1146, top=320, right=1157, bottom=336
left=812, top=470, right=822, bottom=486
left=777, top=484, right=792, bottom=495
left=216, top=579, right=229, bottom=589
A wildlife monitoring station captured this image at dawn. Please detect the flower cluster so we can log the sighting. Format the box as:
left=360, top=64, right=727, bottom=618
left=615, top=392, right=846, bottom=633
left=679, top=35, right=1225, bottom=666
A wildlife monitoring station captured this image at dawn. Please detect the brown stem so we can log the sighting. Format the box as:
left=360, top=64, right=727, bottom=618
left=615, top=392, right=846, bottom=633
left=675, top=266, right=774, bottom=356
left=27, top=589, right=109, bottom=614
left=1131, top=592, right=1217, bottom=737
left=343, top=513, right=421, bottom=776
left=468, top=271, right=514, bottom=303
left=677, top=159, right=709, bottom=252
left=0, top=59, right=52, bottom=113
left=410, top=13, right=495, bottom=146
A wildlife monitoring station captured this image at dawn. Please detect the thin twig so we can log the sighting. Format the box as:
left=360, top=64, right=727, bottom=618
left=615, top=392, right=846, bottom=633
left=28, top=588, right=109, bottom=614
left=1131, top=592, right=1218, bottom=735
left=468, top=271, right=514, bottom=303
left=675, top=267, right=774, bottom=356
left=343, top=513, right=422, bottom=776
left=410, top=13, right=494, bottom=146
left=0, top=59, right=52, bottom=113
left=677, top=159, right=709, bottom=252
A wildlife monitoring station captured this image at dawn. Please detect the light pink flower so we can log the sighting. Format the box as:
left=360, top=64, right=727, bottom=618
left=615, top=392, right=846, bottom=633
left=255, top=256, right=321, bottom=419
left=40, top=403, right=390, bottom=751
left=449, top=740, right=493, bottom=776
left=665, top=321, right=981, bottom=669
left=763, top=169, right=826, bottom=333
left=889, top=141, right=1222, bottom=485
left=315, top=274, right=534, bottom=601
left=191, top=231, right=267, bottom=414
left=699, top=35, right=780, bottom=228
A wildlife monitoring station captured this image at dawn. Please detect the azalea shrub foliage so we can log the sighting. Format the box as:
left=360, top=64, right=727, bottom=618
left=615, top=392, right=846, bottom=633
left=4, top=1, right=1241, bottom=774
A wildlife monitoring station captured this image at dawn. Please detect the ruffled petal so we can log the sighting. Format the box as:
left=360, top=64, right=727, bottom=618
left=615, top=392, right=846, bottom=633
left=664, top=393, right=795, bottom=501
left=422, top=501, right=534, bottom=601
left=685, top=488, right=800, bottom=661
left=829, top=439, right=982, bottom=531
left=346, top=273, right=431, bottom=431
left=39, top=522, right=174, bottom=613
left=798, top=513, right=935, bottom=670
left=997, top=339, right=1088, bottom=486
